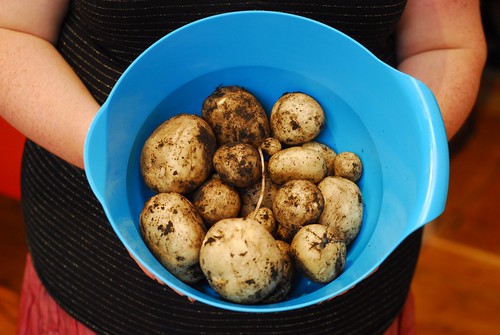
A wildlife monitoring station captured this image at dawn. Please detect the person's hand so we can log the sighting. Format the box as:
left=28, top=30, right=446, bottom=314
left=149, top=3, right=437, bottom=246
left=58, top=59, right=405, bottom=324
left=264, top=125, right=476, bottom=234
left=126, top=249, right=197, bottom=302
left=127, top=249, right=164, bottom=284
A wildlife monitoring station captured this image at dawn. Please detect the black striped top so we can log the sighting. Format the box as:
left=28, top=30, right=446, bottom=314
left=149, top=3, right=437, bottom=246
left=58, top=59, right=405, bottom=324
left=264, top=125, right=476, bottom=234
left=22, top=1, right=423, bottom=334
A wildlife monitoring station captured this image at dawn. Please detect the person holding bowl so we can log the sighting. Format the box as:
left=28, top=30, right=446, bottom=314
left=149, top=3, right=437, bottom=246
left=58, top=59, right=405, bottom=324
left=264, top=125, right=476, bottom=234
left=0, top=1, right=486, bottom=334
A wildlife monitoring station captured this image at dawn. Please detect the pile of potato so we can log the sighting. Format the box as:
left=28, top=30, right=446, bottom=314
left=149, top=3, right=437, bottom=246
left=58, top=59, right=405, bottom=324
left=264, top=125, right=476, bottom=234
left=139, top=86, right=364, bottom=304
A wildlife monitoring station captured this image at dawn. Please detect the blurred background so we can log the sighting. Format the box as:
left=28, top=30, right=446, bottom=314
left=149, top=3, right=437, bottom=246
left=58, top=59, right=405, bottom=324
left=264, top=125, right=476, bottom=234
left=1, top=2, right=499, bottom=334
left=410, top=1, right=500, bottom=333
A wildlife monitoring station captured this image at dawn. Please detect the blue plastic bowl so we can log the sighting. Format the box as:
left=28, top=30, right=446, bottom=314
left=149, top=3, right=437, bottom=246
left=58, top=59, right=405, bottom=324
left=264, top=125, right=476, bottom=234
left=84, top=11, right=449, bottom=312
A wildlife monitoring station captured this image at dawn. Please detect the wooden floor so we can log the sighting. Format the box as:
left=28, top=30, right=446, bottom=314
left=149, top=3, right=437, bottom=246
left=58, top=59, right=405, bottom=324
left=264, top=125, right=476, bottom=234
left=411, top=64, right=500, bottom=335
left=1, top=65, right=499, bottom=334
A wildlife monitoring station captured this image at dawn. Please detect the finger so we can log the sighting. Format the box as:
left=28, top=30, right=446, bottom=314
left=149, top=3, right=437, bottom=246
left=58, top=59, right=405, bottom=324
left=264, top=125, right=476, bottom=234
left=126, top=249, right=166, bottom=284
left=126, top=249, right=198, bottom=302
left=170, top=287, right=197, bottom=303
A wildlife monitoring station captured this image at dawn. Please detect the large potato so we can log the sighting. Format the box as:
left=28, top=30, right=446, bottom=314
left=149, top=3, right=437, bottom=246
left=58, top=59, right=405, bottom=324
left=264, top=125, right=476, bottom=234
left=140, top=114, right=216, bottom=194
left=201, top=86, right=270, bottom=147
left=140, top=192, right=206, bottom=284
left=317, top=176, right=364, bottom=245
left=199, top=218, right=283, bottom=304
left=268, top=146, right=327, bottom=185
left=291, top=224, right=346, bottom=283
left=261, top=240, right=295, bottom=303
left=270, top=92, right=325, bottom=145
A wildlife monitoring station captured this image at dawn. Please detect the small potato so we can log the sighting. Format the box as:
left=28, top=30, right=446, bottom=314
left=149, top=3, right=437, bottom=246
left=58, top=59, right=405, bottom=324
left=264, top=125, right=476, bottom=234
left=272, top=180, right=324, bottom=238
left=246, top=207, right=277, bottom=235
left=239, top=165, right=278, bottom=217
left=268, top=146, right=327, bottom=185
left=260, top=137, right=282, bottom=156
left=199, top=218, right=283, bottom=304
left=140, top=114, right=216, bottom=194
left=270, top=92, right=325, bottom=145
left=317, top=176, right=364, bottom=245
left=291, top=224, right=346, bottom=284
left=201, top=86, right=270, bottom=147
left=140, top=192, right=206, bottom=284
left=333, top=151, right=363, bottom=182
left=274, top=220, right=296, bottom=243
left=302, top=141, right=337, bottom=176
left=261, top=240, right=295, bottom=303
left=192, top=178, right=241, bottom=227
left=213, top=142, right=262, bottom=188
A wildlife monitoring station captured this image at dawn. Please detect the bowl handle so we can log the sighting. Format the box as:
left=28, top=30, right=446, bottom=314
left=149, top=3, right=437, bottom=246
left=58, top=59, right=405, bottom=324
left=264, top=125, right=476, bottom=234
left=406, top=79, right=450, bottom=236
left=84, top=102, right=109, bottom=206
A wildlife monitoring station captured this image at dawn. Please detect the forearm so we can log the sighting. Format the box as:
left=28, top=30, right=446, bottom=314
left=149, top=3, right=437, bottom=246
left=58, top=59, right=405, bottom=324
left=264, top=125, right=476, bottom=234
left=397, top=47, right=485, bottom=140
left=0, top=28, right=100, bottom=169
left=396, top=0, right=487, bottom=141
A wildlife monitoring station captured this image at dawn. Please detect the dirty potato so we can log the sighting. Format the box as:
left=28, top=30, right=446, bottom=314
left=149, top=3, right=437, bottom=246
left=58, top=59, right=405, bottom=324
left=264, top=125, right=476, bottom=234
left=246, top=207, right=277, bottom=235
left=274, top=221, right=297, bottom=243
left=270, top=92, right=325, bottom=145
left=140, top=114, right=216, bottom=194
left=201, top=86, right=270, bottom=147
left=302, top=141, right=337, bottom=176
left=199, top=218, right=283, bottom=304
left=140, top=192, right=206, bottom=284
left=213, top=142, right=262, bottom=188
left=272, top=180, right=324, bottom=240
left=261, top=240, right=295, bottom=303
left=239, top=166, right=278, bottom=217
left=291, top=224, right=347, bottom=284
left=333, top=151, right=363, bottom=182
left=317, top=176, right=364, bottom=246
left=260, top=137, right=282, bottom=156
left=268, top=146, right=327, bottom=185
left=192, top=178, right=241, bottom=227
